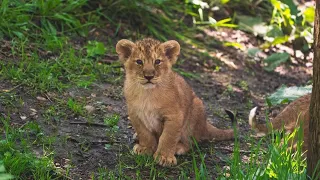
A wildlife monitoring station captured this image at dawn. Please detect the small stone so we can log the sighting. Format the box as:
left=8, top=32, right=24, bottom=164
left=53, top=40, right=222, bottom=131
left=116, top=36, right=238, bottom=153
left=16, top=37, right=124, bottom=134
left=133, top=133, right=138, bottom=140
left=20, top=115, right=27, bottom=120
left=207, top=59, right=215, bottom=67
left=194, top=33, right=205, bottom=41
left=106, top=105, right=113, bottom=111
left=84, top=105, right=95, bottom=114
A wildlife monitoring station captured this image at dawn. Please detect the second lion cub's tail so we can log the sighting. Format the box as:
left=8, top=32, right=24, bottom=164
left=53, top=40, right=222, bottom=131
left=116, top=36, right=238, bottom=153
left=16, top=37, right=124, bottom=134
left=248, top=107, right=268, bottom=137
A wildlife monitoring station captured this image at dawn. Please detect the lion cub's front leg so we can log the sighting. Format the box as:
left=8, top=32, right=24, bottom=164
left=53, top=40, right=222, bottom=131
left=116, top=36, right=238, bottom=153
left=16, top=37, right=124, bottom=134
left=154, top=114, right=183, bottom=167
left=129, top=115, right=157, bottom=155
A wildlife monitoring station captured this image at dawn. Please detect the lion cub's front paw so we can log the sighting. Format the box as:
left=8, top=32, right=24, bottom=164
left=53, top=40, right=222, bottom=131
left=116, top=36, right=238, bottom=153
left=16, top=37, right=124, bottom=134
left=153, top=152, right=177, bottom=167
left=133, top=144, right=154, bottom=155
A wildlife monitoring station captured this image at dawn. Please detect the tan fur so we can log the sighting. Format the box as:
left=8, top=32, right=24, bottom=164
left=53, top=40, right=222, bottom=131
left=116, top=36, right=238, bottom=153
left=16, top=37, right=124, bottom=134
left=248, top=94, right=310, bottom=153
left=116, top=38, right=234, bottom=166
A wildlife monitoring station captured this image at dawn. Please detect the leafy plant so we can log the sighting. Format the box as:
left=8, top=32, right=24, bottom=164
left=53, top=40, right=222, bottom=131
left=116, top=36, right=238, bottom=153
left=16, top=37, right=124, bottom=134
left=218, top=116, right=308, bottom=179
left=264, top=52, right=290, bottom=71
left=104, top=114, right=120, bottom=127
left=67, top=98, right=84, bottom=115
left=186, top=0, right=237, bottom=28
left=0, top=117, right=59, bottom=179
left=0, top=0, right=90, bottom=40
left=266, top=85, right=312, bottom=106
left=0, top=161, right=13, bottom=180
left=86, top=41, right=107, bottom=57
left=237, top=15, right=268, bottom=36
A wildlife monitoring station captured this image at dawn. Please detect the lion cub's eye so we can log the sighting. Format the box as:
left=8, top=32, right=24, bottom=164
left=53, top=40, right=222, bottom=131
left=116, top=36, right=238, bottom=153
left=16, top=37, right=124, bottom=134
left=136, top=59, right=143, bottom=65
left=155, top=59, right=161, bottom=65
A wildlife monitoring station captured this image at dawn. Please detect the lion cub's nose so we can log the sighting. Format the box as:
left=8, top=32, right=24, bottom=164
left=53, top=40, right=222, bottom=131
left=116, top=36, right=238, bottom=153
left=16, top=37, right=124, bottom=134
left=144, top=75, right=154, bottom=81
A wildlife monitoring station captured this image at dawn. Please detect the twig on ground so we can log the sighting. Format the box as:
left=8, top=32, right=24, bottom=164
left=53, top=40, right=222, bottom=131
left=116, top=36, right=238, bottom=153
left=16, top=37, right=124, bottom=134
left=215, top=147, right=251, bottom=154
left=67, top=136, right=120, bottom=144
left=69, top=121, right=108, bottom=127
left=44, top=93, right=53, bottom=103
left=1, top=83, right=22, bottom=93
left=91, top=140, right=120, bottom=144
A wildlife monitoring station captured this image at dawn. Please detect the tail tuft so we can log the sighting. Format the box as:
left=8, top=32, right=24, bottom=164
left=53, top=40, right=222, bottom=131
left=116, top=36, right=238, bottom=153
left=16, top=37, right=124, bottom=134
left=224, top=109, right=237, bottom=125
left=248, top=107, right=258, bottom=129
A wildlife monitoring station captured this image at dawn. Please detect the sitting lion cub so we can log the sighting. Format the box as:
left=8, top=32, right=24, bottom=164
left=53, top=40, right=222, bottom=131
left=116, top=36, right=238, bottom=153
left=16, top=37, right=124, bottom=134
left=249, top=94, right=310, bottom=153
left=116, top=38, right=235, bottom=166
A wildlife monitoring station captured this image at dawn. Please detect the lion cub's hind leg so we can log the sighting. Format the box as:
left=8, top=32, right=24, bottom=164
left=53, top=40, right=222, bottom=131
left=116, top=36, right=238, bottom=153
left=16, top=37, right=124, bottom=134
left=175, top=142, right=190, bottom=155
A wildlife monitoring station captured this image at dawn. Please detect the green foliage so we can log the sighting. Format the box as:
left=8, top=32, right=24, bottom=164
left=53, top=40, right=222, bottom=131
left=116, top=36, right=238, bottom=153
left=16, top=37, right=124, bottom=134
left=186, top=0, right=237, bottom=28
left=104, top=114, right=120, bottom=127
left=96, top=0, right=190, bottom=41
left=173, top=68, right=200, bottom=80
left=67, top=98, right=84, bottom=115
left=303, top=6, right=315, bottom=25
left=0, top=0, right=90, bottom=40
left=86, top=41, right=107, bottom=57
left=265, top=0, right=313, bottom=49
left=0, top=161, right=13, bottom=180
left=263, top=52, right=290, bottom=71
left=0, top=117, right=60, bottom=179
left=266, top=85, right=312, bottom=106
left=0, top=43, right=118, bottom=92
left=228, top=0, right=314, bottom=58
left=237, top=15, right=268, bottom=36
left=247, top=48, right=261, bottom=57
left=218, top=117, right=307, bottom=179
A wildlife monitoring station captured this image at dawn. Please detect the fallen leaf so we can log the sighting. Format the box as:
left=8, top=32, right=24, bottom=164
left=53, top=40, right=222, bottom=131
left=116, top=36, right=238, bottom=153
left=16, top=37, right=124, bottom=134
left=30, top=108, right=37, bottom=112
left=36, top=96, right=47, bottom=101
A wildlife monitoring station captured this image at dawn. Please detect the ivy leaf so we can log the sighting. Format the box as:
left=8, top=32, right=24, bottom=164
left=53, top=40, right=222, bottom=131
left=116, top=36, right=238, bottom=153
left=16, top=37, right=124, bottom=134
left=264, top=52, right=290, bottom=71
left=237, top=15, right=268, bottom=36
left=266, top=85, right=312, bottom=106
left=86, top=41, right=107, bottom=57
left=247, top=48, right=261, bottom=57
left=303, top=7, right=315, bottom=24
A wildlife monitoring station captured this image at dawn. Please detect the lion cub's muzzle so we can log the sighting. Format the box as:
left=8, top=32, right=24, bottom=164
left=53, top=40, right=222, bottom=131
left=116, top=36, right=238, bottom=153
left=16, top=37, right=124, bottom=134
left=143, top=68, right=156, bottom=83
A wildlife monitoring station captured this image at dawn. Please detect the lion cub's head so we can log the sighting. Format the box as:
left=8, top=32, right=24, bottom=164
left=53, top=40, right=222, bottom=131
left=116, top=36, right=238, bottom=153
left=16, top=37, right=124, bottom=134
left=116, top=38, right=180, bottom=89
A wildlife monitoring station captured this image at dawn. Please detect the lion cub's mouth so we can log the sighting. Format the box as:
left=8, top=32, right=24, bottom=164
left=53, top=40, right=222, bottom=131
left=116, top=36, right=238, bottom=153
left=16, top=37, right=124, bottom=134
left=142, top=81, right=156, bottom=89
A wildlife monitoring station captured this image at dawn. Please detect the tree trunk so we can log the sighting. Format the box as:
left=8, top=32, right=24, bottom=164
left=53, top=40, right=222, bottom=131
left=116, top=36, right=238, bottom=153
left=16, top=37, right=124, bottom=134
left=307, top=0, right=320, bottom=178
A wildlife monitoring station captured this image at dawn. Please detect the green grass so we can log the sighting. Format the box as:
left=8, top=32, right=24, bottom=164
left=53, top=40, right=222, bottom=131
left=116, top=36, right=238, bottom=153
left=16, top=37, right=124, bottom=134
left=0, top=40, right=122, bottom=93
left=217, top=117, right=311, bottom=180
left=0, top=117, right=61, bottom=179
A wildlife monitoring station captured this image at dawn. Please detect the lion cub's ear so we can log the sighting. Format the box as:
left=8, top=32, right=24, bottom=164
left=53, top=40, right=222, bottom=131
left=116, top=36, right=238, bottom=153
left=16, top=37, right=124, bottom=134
left=116, top=39, right=135, bottom=63
left=160, top=40, right=180, bottom=64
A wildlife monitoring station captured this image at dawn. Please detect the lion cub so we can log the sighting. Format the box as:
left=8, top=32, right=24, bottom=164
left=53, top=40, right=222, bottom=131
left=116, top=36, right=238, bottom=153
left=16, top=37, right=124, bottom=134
left=249, top=94, right=310, bottom=152
left=116, top=38, right=235, bottom=166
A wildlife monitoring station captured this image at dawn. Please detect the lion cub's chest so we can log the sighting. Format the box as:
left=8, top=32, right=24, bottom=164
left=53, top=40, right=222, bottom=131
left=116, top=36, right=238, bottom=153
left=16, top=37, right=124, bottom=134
left=131, top=95, right=162, bottom=133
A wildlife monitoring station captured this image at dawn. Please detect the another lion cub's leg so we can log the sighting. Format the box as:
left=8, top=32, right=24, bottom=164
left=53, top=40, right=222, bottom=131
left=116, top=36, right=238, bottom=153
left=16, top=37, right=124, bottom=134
left=154, top=113, right=183, bottom=166
left=129, top=114, right=157, bottom=155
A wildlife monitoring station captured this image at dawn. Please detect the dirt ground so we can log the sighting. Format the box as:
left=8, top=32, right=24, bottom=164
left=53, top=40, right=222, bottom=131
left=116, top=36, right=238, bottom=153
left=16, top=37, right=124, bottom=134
left=0, top=27, right=312, bottom=179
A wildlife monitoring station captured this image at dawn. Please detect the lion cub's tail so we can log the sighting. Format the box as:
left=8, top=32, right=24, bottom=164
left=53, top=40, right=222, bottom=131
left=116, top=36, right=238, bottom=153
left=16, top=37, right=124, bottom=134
left=205, top=110, right=237, bottom=141
left=248, top=107, right=268, bottom=137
